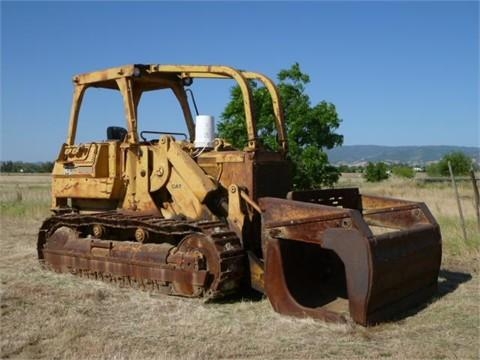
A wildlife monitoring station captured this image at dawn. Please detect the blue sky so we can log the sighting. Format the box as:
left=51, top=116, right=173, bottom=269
left=1, top=1, right=478, bottom=161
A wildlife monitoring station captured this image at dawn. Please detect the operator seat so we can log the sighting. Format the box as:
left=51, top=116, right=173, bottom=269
left=106, top=126, right=127, bottom=141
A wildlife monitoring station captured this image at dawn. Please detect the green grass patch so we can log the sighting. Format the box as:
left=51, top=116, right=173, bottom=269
left=437, top=215, right=480, bottom=263
left=0, top=200, right=50, bottom=219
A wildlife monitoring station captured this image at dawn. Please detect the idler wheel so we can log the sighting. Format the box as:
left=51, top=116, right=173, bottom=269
left=170, top=233, right=220, bottom=298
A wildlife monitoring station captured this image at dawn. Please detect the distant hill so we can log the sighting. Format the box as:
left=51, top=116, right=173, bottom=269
left=326, top=145, right=480, bottom=165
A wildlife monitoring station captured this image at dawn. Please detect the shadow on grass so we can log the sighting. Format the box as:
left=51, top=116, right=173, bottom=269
left=211, top=268, right=474, bottom=324
left=386, top=268, right=473, bottom=323
left=208, top=286, right=266, bottom=305
left=436, top=268, right=472, bottom=297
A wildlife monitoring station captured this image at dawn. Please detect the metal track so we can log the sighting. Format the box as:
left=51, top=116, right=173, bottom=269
left=37, top=212, right=245, bottom=299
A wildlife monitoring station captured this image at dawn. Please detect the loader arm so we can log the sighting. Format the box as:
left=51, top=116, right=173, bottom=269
left=149, top=136, right=219, bottom=220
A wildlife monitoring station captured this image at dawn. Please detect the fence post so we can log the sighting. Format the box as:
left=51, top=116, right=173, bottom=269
left=448, top=161, right=467, bottom=241
left=470, top=169, right=480, bottom=232
left=15, top=185, right=22, bottom=203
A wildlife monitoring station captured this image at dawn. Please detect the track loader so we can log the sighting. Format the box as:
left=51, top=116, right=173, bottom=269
left=38, top=64, right=442, bottom=326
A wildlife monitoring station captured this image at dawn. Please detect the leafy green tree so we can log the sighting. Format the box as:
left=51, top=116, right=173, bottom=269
left=0, top=161, right=14, bottom=173
left=364, top=162, right=389, bottom=182
left=392, top=165, right=415, bottom=179
left=0, top=161, right=54, bottom=173
left=218, top=63, right=343, bottom=188
left=426, top=152, right=474, bottom=177
left=38, top=161, right=55, bottom=173
left=342, top=165, right=363, bottom=173
left=438, top=152, right=473, bottom=176
left=426, top=162, right=440, bottom=177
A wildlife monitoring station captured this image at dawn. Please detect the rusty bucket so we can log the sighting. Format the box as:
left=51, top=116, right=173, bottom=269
left=259, top=188, right=441, bottom=326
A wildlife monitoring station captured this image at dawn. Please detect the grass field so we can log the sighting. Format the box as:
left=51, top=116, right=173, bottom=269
left=1, top=173, right=479, bottom=359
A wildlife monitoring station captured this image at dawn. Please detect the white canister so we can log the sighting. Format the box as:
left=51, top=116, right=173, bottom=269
left=194, top=115, right=215, bottom=148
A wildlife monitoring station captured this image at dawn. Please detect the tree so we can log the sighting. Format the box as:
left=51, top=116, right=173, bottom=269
left=391, top=165, right=415, bottom=179
left=364, top=162, right=389, bottom=182
left=218, top=63, right=343, bottom=188
left=426, top=152, right=475, bottom=177
left=0, top=161, right=14, bottom=173
left=437, top=152, right=473, bottom=176
left=425, top=162, right=440, bottom=177
left=0, top=161, right=54, bottom=173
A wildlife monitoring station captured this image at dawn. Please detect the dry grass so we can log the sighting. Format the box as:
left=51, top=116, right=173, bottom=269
left=338, top=174, right=480, bottom=267
left=1, top=174, right=479, bottom=359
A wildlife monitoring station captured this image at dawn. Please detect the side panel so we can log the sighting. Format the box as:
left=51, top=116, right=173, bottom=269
left=51, top=141, right=124, bottom=210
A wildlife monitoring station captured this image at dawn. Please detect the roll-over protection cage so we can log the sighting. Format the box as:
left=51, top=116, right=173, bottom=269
left=66, top=64, right=288, bottom=154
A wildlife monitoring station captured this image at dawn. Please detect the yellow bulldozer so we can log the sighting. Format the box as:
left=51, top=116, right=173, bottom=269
left=38, top=64, right=442, bottom=326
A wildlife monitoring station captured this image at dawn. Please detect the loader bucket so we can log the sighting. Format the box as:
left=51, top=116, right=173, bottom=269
left=259, top=188, right=441, bottom=326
